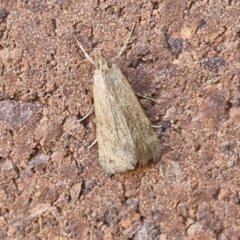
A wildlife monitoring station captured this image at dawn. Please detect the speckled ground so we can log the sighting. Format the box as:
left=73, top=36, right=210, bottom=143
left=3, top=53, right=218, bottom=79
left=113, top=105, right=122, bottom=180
left=0, top=0, right=240, bottom=239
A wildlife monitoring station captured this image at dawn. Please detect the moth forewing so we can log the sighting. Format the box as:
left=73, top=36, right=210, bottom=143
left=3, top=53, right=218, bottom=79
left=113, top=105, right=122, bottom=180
left=93, top=58, right=161, bottom=175
left=75, top=27, right=161, bottom=175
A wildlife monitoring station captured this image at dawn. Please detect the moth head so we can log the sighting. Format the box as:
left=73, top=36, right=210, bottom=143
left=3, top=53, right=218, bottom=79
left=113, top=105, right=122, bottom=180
left=98, top=50, right=112, bottom=71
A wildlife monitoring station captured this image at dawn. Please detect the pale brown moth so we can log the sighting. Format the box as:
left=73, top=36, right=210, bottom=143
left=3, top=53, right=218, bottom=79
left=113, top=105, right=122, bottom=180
left=75, top=25, right=161, bottom=175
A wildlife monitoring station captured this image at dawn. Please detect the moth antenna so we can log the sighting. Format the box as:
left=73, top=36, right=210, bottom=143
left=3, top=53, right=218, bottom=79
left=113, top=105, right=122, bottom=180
left=88, top=139, right=97, bottom=149
left=74, top=35, right=96, bottom=66
left=78, top=106, right=94, bottom=122
left=115, top=23, right=135, bottom=60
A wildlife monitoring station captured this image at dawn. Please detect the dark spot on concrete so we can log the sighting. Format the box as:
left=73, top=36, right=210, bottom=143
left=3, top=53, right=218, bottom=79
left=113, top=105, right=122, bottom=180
left=199, top=19, right=207, bottom=27
left=201, top=56, right=225, bottom=71
left=0, top=8, right=8, bottom=21
left=168, top=38, right=184, bottom=55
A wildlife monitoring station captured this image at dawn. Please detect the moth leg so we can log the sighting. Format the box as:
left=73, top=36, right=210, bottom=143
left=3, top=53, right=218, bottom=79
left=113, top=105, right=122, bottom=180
left=135, top=92, right=158, bottom=103
left=135, top=93, right=161, bottom=128
left=115, top=23, right=135, bottom=59
left=74, top=35, right=96, bottom=66
left=78, top=107, right=97, bottom=149
left=88, top=139, right=97, bottom=149
left=78, top=106, right=94, bottom=122
left=152, top=124, right=162, bottom=128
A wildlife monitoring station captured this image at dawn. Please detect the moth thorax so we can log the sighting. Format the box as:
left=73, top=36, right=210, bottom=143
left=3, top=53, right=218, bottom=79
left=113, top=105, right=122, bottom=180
left=99, top=57, right=112, bottom=71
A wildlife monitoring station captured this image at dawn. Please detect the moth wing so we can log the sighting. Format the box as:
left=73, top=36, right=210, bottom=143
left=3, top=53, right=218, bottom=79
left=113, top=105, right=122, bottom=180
left=109, top=65, right=161, bottom=164
left=93, top=64, right=161, bottom=175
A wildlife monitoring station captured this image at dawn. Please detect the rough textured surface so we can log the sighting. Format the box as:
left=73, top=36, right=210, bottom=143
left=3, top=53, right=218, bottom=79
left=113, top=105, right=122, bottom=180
left=0, top=0, right=240, bottom=239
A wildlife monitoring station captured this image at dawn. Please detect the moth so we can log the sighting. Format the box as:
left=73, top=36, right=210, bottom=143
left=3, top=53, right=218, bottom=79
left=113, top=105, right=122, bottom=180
left=75, top=25, right=161, bottom=175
